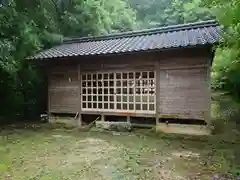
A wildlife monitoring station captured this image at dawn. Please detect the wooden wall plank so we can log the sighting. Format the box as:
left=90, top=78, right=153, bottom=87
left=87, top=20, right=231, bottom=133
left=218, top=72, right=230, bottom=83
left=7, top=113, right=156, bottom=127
left=48, top=64, right=78, bottom=114
left=47, top=47, right=211, bottom=121
left=159, top=67, right=209, bottom=120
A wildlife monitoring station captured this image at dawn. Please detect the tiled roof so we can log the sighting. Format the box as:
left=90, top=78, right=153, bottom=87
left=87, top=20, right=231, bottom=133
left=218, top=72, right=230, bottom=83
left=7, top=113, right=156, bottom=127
left=31, top=20, right=221, bottom=60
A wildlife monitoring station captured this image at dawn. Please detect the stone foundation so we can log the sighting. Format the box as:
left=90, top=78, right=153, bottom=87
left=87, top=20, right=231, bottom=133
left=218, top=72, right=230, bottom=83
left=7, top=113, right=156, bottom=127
left=156, top=123, right=210, bottom=135
left=95, top=121, right=132, bottom=132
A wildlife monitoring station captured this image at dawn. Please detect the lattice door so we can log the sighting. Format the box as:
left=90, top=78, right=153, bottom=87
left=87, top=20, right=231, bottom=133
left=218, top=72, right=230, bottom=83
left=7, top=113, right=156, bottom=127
left=81, top=71, right=156, bottom=114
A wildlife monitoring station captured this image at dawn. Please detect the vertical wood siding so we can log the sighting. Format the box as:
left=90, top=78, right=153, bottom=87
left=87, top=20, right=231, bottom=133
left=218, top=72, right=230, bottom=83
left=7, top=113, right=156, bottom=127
left=158, top=56, right=210, bottom=120
left=48, top=65, right=78, bottom=113
left=47, top=48, right=211, bottom=121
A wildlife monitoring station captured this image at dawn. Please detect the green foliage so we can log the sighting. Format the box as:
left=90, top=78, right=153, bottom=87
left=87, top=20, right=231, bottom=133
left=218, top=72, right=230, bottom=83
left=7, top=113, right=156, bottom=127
left=0, top=0, right=137, bottom=122
left=206, top=0, right=240, bottom=100
left=207, top=0, right=240, bottom=174
left=212, top=48, right=240, bottom=94
left=53, top=0, right=137, bottom=36
left=129, top=0, right=214, bottom=28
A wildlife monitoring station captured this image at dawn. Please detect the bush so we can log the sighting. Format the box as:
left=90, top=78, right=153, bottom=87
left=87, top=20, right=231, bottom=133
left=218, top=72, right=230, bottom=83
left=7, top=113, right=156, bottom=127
left=211, top=93, right=240, bottom=135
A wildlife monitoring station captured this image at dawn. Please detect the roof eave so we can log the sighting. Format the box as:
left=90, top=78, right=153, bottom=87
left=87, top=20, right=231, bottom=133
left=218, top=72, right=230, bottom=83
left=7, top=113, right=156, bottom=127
left=30, top=43, right=216, bottom=61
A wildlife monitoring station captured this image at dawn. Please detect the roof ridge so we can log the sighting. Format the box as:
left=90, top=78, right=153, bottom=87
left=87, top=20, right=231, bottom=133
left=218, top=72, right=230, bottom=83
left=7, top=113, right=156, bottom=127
left=63, top=20, right=218, bottom=44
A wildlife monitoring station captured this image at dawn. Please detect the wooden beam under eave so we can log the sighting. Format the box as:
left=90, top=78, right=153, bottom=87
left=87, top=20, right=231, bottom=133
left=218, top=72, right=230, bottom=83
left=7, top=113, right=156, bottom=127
left=155, top=59, right=160, bottom=125
left=47, top=69, right=53, bottom=122
left=77, top=63, right=82, bottom=127
left=206, top=55, right=212, bottom=125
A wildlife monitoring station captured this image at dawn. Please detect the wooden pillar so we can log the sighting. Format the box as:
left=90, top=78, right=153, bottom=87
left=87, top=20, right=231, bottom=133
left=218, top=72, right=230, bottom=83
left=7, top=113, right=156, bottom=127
left=48, top=88, right=52, bottom=122
left=155, top=60, right=160, bottom=125
left=127, top=116, right=131, bottom=123
left=78, top=113, right=82, bottom=127
left=101, top=114, right=105, bottom=121
left=206, top=56, right=212, bottom=125
left=47, top=71, right=55, bottom=123
left=77, top=63, right=82, bottom=127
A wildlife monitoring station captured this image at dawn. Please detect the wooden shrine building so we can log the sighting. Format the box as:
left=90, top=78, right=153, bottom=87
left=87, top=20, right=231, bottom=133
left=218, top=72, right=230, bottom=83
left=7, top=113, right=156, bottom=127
left=31, top=20, right=221, bottom=131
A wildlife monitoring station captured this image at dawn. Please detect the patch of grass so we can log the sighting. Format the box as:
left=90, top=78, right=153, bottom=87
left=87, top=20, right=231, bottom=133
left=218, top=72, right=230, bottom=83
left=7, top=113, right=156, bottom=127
left=0, top=126, right=238, bottom=179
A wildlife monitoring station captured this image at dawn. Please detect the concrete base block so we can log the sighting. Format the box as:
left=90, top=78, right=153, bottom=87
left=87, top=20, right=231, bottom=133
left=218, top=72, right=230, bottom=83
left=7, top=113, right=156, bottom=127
left=156, top=123, right=210, bottom=135
left=95, top=121, right=132, bottom=132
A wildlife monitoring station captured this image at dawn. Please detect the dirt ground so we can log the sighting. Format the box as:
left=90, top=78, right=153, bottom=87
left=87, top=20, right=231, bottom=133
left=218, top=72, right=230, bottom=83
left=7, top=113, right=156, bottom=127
left=0, top=126, right=237, bottom=180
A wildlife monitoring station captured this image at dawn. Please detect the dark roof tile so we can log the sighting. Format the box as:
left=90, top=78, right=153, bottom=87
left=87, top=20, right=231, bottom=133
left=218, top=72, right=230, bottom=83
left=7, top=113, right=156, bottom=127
left=31, top=20, right=221, bottom=60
